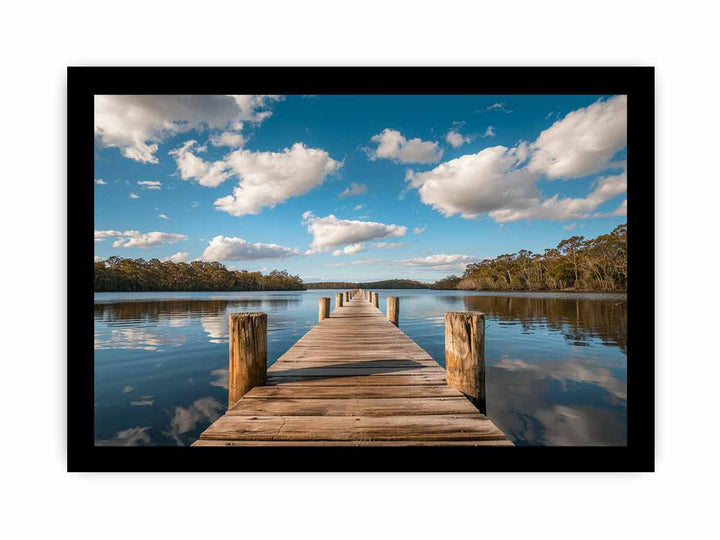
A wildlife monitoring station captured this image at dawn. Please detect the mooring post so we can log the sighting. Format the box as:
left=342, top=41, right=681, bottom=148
left=387, top=296, right=399, bottom=326
left=319, top=297, right=331, bottom=322
left=336, top=292, right=343, bottom=309
left=228, top=312, right=267, bottom=409
left=444, top=311, right=486, bottom=414
left=371, top=292, right=379, bottom=308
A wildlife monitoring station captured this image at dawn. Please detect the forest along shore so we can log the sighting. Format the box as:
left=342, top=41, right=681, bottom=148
left=94, top=224, right=626, bottom=293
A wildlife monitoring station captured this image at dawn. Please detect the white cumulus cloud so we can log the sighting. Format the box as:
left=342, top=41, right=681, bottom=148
left=94, top=230, right=188, bottom=249
left=94, top=95, right=281, bottom=163
left=214, top=143, right=342, bottom=216
left=397, top=254, right=478, bottom=271
left=332, top=243, right=365, bottom=256
left=129, top=192, right=140, bottom=199
left=409, top=145, right=537, bottom=219
left=302, top=212, right=407, bottom=253
left=210, top=130, right=246, bottom=148
left=200, top=236, right=299, bottom=261
left=408, top=96, right=627, bottom=224
left=369, top=128, right=443, bottom=163
left=489, top=173, right=627, bottom=223
left=161, top=251, right=189, bottom=262
left=528, top=95, right=627, bottom=179
left=137, top=180, right=162, bottom=190
left=95, top=178, right=106, bottom=185
left=169, top=140, right=231, bottom=187
left=446, top=129, right=471, bottom=148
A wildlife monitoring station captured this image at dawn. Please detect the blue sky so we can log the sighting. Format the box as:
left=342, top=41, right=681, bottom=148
left=94, top=94, right=627, bottom=282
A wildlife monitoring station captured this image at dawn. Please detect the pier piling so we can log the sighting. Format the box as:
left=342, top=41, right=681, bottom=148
left=228, top=312, right=267, bottom=408
left=444, top=311, right=486, bottom=414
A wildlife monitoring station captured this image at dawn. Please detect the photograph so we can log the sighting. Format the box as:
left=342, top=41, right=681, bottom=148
left=69, top=67, right=654, bottom=470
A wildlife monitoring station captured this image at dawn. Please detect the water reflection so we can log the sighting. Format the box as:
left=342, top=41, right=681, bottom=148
left=463, top=295, right=627, bottom=352
left=94, top=290, right=627, bottom=446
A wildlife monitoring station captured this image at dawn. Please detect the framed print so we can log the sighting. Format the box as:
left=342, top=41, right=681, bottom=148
left=68, top=67, right=654, bottom=471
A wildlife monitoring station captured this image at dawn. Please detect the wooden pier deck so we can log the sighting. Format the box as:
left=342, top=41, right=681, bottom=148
left=194, top=293, right=511, bottom=446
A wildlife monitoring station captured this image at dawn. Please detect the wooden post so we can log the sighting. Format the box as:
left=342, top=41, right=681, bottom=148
left=371, top=292, right=379, bottom=308
left=319, top=297, right=330, bottom=322
left=228, top=312, right=267, bottom=408
left=444, top=312, right=486, bottom=414
left=387, top=296, right=399, bottom=326
left=336, top=292, right=343, bottom=309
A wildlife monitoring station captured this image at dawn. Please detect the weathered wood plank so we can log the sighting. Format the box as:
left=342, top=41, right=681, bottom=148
left=229, top=397, right=480, bottom=416
left=193, top=439, right=514, bottom=447
left=265, top=374, right=449, bottom=386
left=199, top=414, right=508, bottom=441
left=243, top=384, right=461, bottom=399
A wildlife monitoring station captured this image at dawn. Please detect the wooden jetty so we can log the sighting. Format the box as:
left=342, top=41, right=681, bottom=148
left=194, top=290, right=511, bottom=446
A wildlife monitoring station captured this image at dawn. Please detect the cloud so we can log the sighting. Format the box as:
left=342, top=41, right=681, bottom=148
left=94, top=255, right=104, bottom=262
left=594, top=198, right=627, bottom=218
left=95, top=426, right=152, bottom=446
left=161, top=251, right=189, bottom=262
left=164, top=397, right=223, bottom=446
left=332, top=243, right=365, bottom=256
left=482, top=126, right=496, bottom=138
left=94, top=95, right=281, bottom=163
left=446, top=129, right=471, bottom=148
left=210, top=130, right=246, bottom=148
left=191, top=201, right=200, bottom=208
left=487, top=102, right=512, bottom=113
left=95, top=178, right=106, bottom=185
left=413, top=225, right=427, bottom=235
left=169, top=140, right=231, bottom=187
left=137, top=180, right=162, bottom=190
left=339, top=182, right=367, bottom=198
left=368, top=128, right=443, bottom=163
left=409, top=145, right=538, bottom=219
left=129, top=192, right=140, bottom=199
left=408, top=97, right=628, bottom=223
left=528, top=95, right=627, bottom=179
left=158, top=213, right=170, bottom=220
left=397, top=254, right=478, bottom=271
left=214, top=143, right=343, bottom=216
left=563, top=223, right=577, bottom=231
left=122, top=385, right=134, bottom=393
left=130, top=400, right=155, bottom=407
left=200, top=235, right=299, bottom=261
left=373, top=242, right=404, bottom=249
left=302, top=212, right=407, bottom=253
left=94, top=230, right=123, bottom=242
left=94, top=230, right=188, bottom=249
left=354, top=204, right=363, bottom=210
left=489, top=173, right=627, bottom=223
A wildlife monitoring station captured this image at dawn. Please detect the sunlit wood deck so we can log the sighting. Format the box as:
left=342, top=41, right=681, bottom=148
left=194, top=292, right=511, bottom=446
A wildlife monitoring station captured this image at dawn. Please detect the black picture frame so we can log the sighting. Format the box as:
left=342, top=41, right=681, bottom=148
left=69, top=67, right=654, bottom=472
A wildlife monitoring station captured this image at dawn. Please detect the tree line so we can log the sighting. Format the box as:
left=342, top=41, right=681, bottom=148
left=440, top=224, right=627, bottom=292
left=94, top=257, right=305, bottom=292
left=95, top=224, right=626, bottom=293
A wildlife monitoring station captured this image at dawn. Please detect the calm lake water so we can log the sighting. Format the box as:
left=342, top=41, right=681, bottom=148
left=94, top=289, right=627, bottom=446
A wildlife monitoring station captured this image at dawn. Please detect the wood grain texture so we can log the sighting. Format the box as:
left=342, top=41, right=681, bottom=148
left=445, top=311, right=486, bottom=414
left=335, top=293, right=343, bottom=309
left=195, top=295, right=509, bottom=446
left=387, top=296, right=399, bottom=326
left=318, top=297, right=330, bottom=322
left=228, top=312, right=267, bottom=408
